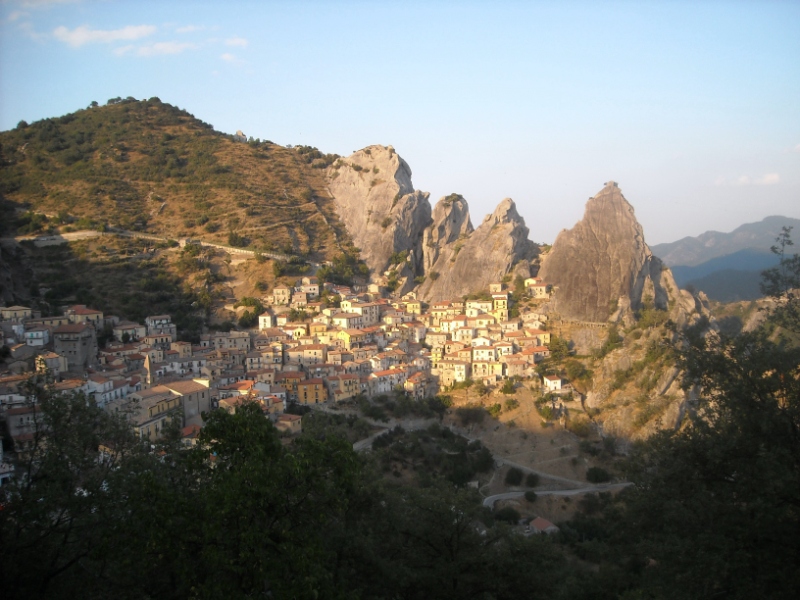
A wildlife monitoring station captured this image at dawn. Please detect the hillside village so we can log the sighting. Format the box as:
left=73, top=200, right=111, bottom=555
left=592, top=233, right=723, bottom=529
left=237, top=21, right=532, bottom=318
left=0, top=262, right=570, bottom=481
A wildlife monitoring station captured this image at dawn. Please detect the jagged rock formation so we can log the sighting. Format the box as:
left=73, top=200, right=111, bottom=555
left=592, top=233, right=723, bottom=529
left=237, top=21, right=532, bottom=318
left=327, top=145, right=431, bottom=276
left=583, top=289, right=712, bottom=439
left=418, top=198, right=536, bottom=301
left=421, top=194, right=473, bottom=273
left=326, top=147, right=537, bottom=299
left=539, top=181, right=675, bottom=324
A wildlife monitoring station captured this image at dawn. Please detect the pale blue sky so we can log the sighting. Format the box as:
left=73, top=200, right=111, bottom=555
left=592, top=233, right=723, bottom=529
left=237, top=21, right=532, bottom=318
left=1, top=0, right=798, bottom=245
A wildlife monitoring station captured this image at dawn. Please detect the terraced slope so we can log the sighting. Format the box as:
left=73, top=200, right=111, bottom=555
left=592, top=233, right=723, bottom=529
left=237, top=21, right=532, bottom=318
left=0, top=97, right=349, bottom=261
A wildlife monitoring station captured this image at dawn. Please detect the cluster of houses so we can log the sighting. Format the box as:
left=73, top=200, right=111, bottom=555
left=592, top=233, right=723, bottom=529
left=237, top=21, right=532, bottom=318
left=0, top=274, right=565, bottom=486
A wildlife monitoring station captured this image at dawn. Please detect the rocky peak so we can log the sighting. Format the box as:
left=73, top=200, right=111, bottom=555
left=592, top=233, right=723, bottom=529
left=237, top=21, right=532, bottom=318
left=422, top=194, right=473, bottom=272
left=327, top=145, right=430, bottom=275
left=539, top=181, right=674, bottom=323
left=326, top=146, right=538, bottom=299
left=419, top=197, right=536, bottom=302
left=482, top=197, right=519, bottom=226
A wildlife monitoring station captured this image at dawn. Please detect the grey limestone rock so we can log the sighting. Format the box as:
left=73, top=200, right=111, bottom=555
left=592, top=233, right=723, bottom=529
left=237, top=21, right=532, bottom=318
left=327, top=146, right=536, bottom=299
left=539, top=181, right=674, bottom=323
left=419, top=197, right=536, bottom=302
left=422, top=194, right=473, bottom=273
left=327, top=145, right=431, bottom=276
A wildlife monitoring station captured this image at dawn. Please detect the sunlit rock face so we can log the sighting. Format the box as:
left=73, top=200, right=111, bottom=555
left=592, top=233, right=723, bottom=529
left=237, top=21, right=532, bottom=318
left=540, top=181, right=675, bottom=324
left=328, top=146, right=536, bottom=299
left=327, top=145, right=431, bottom=276
left=419, top=197, right=535, bottom=302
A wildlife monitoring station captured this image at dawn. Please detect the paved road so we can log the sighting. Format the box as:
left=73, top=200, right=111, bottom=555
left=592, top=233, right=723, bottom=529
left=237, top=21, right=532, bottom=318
left=482, top=482, right=633, bottom=507
left=2, top=230, right=106, bottom=247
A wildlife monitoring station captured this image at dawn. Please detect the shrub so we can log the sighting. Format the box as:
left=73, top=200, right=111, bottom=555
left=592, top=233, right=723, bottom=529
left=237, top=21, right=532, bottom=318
left=505, top=467, right=524, bottom=486
left=524, top=490, right=538, bottom=502
left=455, top=405, right=485, bottom=426
left=504, top=398, right=519, bottom=411
left=568, top=418, right=593, bottom=438
left=586, top=467, right=612, bottom=483
left=525, top=473, right=540, bottom=487
left=500, top=380, right=516, bottom=395
left=494, top=506, right=520, bottom=524
left=390, top=250, right=408, bottom=265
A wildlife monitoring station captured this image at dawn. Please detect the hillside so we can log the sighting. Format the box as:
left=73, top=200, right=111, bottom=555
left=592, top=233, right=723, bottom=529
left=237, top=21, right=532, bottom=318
left=0, top=97, right=349, bottom=261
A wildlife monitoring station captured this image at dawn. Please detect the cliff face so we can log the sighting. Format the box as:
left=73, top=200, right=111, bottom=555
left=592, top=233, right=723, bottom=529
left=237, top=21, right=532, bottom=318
left=419, top=197, right=536, bottom=302
left=327, top=146, right=431, bottom=276
left=583, top=289, right=712, bottom=439
left=539, top=181, right=674, bottom=324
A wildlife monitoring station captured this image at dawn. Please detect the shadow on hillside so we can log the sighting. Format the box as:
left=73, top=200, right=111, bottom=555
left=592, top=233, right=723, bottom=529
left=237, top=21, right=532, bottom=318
left=716, top=315, right=744, bottom=336
left=16, top=235, right=206, bottom=343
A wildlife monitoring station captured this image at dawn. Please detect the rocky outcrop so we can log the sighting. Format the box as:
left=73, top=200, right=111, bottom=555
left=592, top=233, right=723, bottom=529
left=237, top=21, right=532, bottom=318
left=421, top=194, right=472, bottom=273
left=327, top=146, right=537, bottom=299
left=327, top=145, right=431, bottom=276
left=539, top=181, right=675, bottom=324
left=418, top=197, right=536, bottom=302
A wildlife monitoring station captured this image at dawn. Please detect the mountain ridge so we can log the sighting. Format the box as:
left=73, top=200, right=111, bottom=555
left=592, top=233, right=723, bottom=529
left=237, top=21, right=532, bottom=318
left=651, top=215, right=800, bottom=267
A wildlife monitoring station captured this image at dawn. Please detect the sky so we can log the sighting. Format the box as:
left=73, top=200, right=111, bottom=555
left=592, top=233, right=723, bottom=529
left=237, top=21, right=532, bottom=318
left=1, top=0, right=798, bottom=245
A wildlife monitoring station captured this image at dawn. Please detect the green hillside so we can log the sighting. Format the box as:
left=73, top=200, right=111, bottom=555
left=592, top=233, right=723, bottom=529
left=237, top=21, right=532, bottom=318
left=0, top=97, right=349, bottom=260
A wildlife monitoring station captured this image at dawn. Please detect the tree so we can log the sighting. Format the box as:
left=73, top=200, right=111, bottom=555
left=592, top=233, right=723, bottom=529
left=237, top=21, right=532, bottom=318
left=548, top=335, right=570, bottom=360
left=505, top=467, right=524, bottom=486
left=614, top=229, right=800, bottom=599
left=760, top=225, right=800, bottom=332
left=349, top=481, right=565, bottom=599
left=0, top=384, right=154, bottom=599
left=500, top=379, right=516, bottom=394
left=586, top=467, right=611, bottom=483
left=0, top=388, right=363, bottom=600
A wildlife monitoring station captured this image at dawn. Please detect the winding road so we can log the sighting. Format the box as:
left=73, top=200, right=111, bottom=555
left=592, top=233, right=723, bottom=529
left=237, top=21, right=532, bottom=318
left=482, top=483, right=632, bottom=508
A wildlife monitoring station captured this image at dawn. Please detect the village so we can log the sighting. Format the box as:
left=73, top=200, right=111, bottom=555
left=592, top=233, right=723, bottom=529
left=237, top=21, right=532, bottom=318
left=0, top=271, right=573, bottom=489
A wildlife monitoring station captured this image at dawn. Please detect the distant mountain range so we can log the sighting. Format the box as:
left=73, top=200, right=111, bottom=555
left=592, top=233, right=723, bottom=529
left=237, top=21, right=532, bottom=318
left=651, top=216, right=800, bottom=302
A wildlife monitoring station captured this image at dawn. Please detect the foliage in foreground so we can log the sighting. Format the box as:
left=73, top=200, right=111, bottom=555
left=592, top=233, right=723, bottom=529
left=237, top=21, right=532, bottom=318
left=0, top=391, right=568, bottom=600
left=558, top=229, right=800, bottom=599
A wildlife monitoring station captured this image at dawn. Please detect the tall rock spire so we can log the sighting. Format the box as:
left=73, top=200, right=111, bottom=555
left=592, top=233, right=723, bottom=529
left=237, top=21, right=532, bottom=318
left=539, top=181, right=675, bottom=323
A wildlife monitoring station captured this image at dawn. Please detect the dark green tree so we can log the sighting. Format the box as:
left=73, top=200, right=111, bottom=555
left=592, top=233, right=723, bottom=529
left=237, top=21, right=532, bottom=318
left=616, top=229, right=800, bottom=599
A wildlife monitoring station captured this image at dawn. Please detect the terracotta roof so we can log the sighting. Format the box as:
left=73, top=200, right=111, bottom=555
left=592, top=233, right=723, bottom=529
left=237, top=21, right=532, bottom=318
left=6, top=405, right=38, bottom=416
left=278, top=414, right=301, bottom=422
left=530, top=517, right=558, bottom=531
left=69, top=306, right=102, bottom=315
left=181, top=424, right=202, bottom=438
